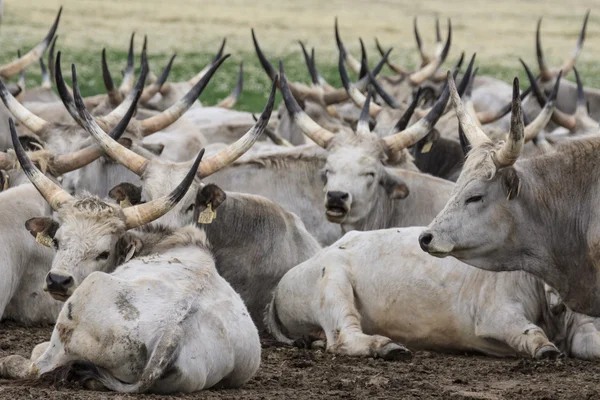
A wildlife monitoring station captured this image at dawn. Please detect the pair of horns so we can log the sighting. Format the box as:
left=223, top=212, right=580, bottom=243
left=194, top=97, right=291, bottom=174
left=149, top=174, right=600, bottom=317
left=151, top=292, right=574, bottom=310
left=10, top=117, right=204, bottom=229
left=449, top=72, right=524, bottom=168
left=537, top=11, right=589, bottom=81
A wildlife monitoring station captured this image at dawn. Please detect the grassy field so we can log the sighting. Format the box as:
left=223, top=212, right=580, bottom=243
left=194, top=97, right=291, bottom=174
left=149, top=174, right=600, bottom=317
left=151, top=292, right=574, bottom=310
left=0, top=0, right=598, bottom=111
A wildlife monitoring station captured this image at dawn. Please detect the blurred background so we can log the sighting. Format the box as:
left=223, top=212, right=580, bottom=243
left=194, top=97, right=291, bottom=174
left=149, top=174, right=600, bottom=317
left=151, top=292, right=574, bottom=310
left=0, top=0, right=598, bottom=111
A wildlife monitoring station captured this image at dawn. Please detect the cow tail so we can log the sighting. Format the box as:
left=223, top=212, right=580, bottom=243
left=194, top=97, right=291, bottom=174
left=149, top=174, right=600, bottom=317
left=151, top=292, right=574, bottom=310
left=264, top=293, right=294, bottom=345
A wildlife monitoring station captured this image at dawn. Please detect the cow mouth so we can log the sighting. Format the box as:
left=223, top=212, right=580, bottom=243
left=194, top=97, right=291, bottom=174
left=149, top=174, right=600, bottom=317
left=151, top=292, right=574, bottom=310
left=46, top=290, right=70, bottom=302
left=325, top=205, right=348, bottom=223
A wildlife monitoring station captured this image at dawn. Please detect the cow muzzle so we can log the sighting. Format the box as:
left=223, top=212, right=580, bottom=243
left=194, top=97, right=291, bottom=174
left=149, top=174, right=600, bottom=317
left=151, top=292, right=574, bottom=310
left=418, top=230, right=454, bottom=257
left=325, top=191, right=351, bottom=223
left=44, top=272, right=75, bottom=301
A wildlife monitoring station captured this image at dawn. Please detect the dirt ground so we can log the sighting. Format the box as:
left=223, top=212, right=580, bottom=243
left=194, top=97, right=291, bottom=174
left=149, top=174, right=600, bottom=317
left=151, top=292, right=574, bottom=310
left=1, top=321, right=599, bottom=400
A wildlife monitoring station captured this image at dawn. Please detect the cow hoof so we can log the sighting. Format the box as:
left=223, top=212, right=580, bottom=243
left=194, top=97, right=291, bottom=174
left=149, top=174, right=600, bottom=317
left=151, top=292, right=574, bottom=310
left=378, top=342, right=412, bottom=361
left=535, top=345, right=563, bottom=360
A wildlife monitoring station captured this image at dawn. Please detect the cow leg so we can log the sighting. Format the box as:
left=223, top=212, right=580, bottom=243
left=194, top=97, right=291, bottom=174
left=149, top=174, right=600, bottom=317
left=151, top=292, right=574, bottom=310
left=476, top=308, right=561, bottom=359
left=31, top=341, right=50, bottom=361
left=0, top=355, right=38, bottom=379
left=316, top=265, right=411, bottom=361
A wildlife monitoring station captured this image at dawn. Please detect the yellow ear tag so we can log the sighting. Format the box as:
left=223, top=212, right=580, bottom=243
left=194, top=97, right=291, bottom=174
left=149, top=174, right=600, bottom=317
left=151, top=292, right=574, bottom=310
left=197, top=202, right=217, bottom=224
left=2, top=174, right=8, bottom=191
left=120, top=198, right=132, bottom=209
left=421, top=141, right=433, bottom=153
left=35, top=232, right=53, bottom=248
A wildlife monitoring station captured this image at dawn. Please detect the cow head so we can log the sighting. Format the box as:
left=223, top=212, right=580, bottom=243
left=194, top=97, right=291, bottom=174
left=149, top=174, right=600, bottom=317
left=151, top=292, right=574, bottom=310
left=419, top=73, right=525, bottom=269
left=11, top=119, right=203, bottom=301
left=278, top=61, right=448, bottom=227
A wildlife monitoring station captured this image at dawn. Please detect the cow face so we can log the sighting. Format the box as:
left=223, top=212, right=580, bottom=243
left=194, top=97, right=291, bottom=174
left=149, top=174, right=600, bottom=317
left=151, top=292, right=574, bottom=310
left=419, top=144, right=522, bottom=269
left=322, top=132, right=408, bottom=225
left=27, top=198, right=132, bottom=301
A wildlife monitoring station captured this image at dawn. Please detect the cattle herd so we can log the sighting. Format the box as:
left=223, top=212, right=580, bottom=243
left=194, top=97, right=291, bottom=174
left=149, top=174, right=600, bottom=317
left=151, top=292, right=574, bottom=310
left=0, top=5, right=599, bottom=395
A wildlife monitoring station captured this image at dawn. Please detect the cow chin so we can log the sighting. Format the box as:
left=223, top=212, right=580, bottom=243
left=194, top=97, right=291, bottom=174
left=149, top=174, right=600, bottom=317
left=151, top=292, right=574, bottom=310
left=325, top=205, right=349, bottom=223
left=47, top=291, right=71, bottom=302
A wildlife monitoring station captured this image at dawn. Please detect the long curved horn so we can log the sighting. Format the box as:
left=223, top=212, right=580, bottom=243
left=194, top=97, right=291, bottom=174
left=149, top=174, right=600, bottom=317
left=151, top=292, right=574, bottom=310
left=382, top=80, right=449, bottom=153
left=414, top=17, right=432, bottom=66
left=375, top=38, right=410, bottom=75
left=391, top=88, right=422, bottom=134
left=339, top=49, right=382, bottom=117
left=118, top=33, right=135, bottom=94
left=358, top=38, right=369, bottom=80
left=280, top=62, right=335, bottom=148
left=477, top=86, right=533, bottom=124
left=434, top=18, right=444, bottom=57
left=121, top=150, right=204, bottom=230
left=0, top=7, right=61, bottom=79
left=0, top=78, right=50, bottom=135
left=141, top=54, right=230, bottom=136
left=216, top=61, right=243, bottom=109
left=573, top=67, right=587, bottom=117
left=447, top=71, right=490, bottom=148
left=10, top=118, right=72, bottom=210
left=104, top=47, right=149, bottom=121
left=536, top=19, right=552, bottom=81
left=409, top=19, right=451, bottom=86
left=102, top=48, right=122, bottom=105
left=356, top=87, right=373, bottom=136
left=140, top=54, right=176, bottom=103
left=523, top=73, right=559, bottom=142
left=299, top=41, right=319, bottom=85
left=188, top=38, right=226, bottom=86
left=197, top=77, right=276, bottom=178
left=559, top=11, right=589, bottom=78
left=335, top=17, right=361, bottom=74
left=69, top=63, right=149, bottom=176
left=520, top=59, right=576, bottom=130
left=40, top=57, right=51, bottom=89
left=494, top=78, right=524, bottom=167
left=51, top=142, right=117, bottom=175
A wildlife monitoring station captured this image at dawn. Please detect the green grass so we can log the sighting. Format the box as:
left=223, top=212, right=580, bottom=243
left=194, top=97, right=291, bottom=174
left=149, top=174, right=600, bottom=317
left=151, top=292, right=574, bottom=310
left=2, top=43, right=600, bottom=113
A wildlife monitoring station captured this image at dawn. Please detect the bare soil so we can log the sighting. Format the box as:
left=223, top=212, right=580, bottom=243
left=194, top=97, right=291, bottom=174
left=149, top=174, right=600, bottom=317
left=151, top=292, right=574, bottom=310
left=1, top=321, right=599, bottom=399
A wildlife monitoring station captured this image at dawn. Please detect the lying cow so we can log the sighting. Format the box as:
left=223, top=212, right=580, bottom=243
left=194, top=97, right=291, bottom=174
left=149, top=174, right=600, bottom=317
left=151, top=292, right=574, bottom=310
left=267, top=227, right=600, bottom=360
left=0, top=127, right=259, bottom=393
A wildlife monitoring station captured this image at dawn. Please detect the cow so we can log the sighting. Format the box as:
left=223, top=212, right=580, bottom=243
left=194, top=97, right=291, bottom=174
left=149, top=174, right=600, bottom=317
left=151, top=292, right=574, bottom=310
left=419, top=72, right=600, bottom=318
left=0, top=135, right=260, bottom=393
left=266, top=227, right=600, bottom=361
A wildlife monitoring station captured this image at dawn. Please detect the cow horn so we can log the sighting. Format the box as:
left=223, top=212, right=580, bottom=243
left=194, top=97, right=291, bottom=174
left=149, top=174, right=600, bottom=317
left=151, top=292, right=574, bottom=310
left=197, top=77, right=276, bottom=178
left=102, top=48, right=122, bottom=105
left=279, top=61, right=335, bottom=148
left=10, top=118, right=72, bottom=210
left=40, top=58, right=51, bottom=90
left=51, top=143, right=110, bottom=175
left=494, top=78, right=524, bottom=167
left=414, top=17, right=431, bottom=66
left=559, top=11, right=589, bottom=78
left=121, top=150, right=204, bottom=230
left=573, top=67, right=587, bottom=117
left=339, top=49, right=382, bottom=117
left=118, top=33, right=136, bottom=94
left=299, top=41, right=319, bottom=85
left=356, top=87, right=373, bottom=136
left=382, top=79, right=449, bottom=153
left=409, top=19, right=451, bottom=86
left=68, top=62, right=149, bottom=176
left=140, top=54, right=176, bottom=103
left=391, top=88, right=422, bottom=134
left=0, top=78, right=50, bottom=135
left=447, top=71, right=490, bottom=148
left=434, top=18, right=444, bottom=57
left=188, top=38, right=226, bottom=86
left=141, top=54, right=230, bottom=136
left=105, top=47, right=149, bottom=121
left=335, top=17, right=361, bottom=74
left=0, top=7, right=61, bottom=79
left=216, top=61, right=243, bottom=109
left=375, top=38, right=410, bottom=76
left=520, top=59, right=576, bottom=130
left=523, top=72, right=559, bottom=142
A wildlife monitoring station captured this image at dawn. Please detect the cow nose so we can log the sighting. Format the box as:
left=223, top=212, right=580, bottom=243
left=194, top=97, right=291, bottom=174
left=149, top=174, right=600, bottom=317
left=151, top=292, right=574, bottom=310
left=327, top=191, right=349, bottom=203
left=45, top=273, right=74, bottom=293
left=419, top=232, right=433, bottom=252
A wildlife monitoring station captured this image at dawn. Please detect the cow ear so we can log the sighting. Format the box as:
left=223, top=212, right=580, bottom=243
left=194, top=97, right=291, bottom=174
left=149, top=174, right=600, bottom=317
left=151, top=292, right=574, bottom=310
left=194, top=184, right=227, bottom=225
left=25, top=217, right=60, bottom=247
left=499, top=166, right=521, bottom=201
left=18, top=135, right=45, bottom=152
left=414, top=129, right=439, bottom=154
left=141, top=142, right=165, bottom=156
left=109, top=182, right=143, bottom=208
left=115, top=233, right=143, bottom=265
left=380, top=170, right=409, bottom=199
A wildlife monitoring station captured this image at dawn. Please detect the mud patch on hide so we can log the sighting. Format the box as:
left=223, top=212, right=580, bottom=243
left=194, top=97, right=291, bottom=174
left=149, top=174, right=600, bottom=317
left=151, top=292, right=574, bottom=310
left=115, top=292, right=140, bottom=321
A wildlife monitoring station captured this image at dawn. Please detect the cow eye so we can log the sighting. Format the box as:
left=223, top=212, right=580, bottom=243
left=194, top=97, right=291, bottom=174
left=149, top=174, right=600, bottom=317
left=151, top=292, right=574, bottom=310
left=465, top=195, right=483, bottom=205
left=186, top=204, right=195, bottom=213
left=53, top=239, right=59, bottom=250
left=364, top=172, right=375, bottom=178
left=96, top=251, right=110, bottom=261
